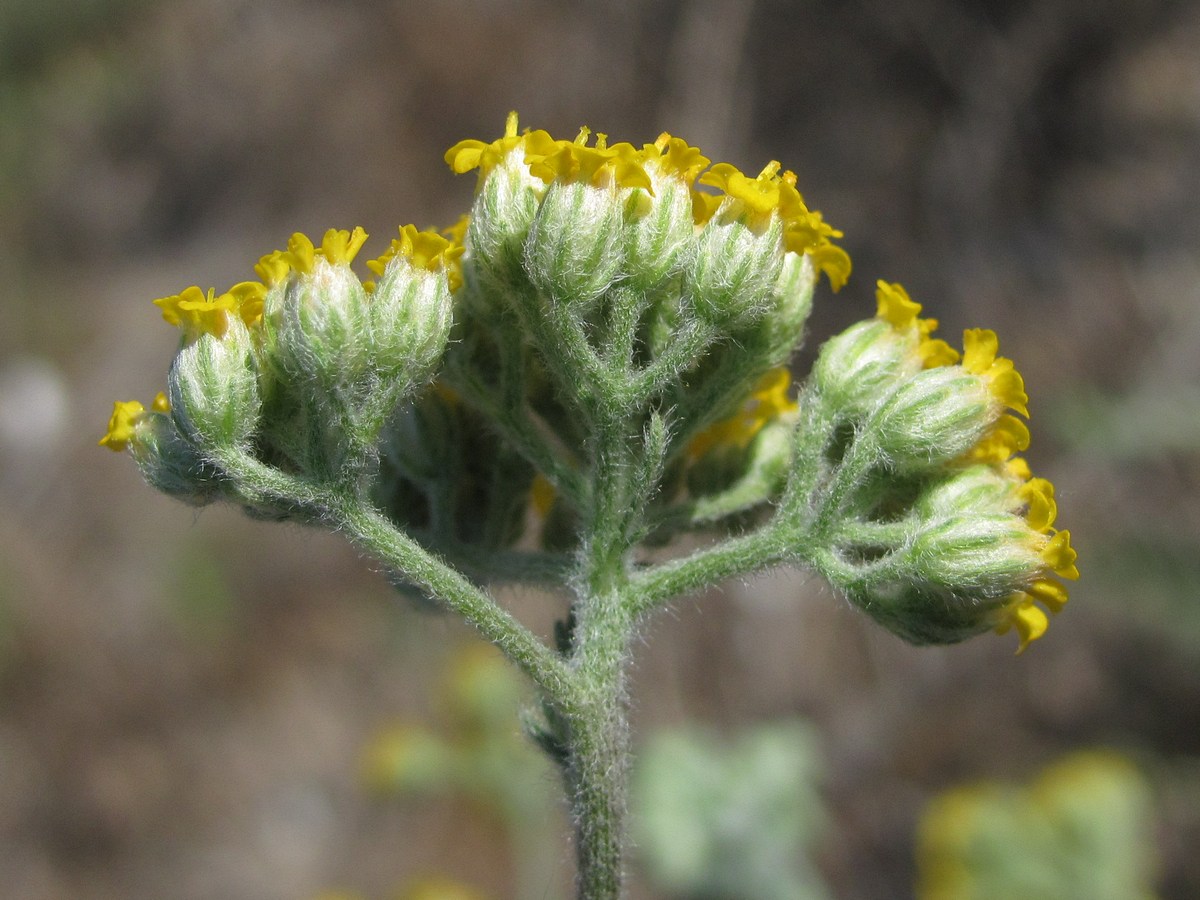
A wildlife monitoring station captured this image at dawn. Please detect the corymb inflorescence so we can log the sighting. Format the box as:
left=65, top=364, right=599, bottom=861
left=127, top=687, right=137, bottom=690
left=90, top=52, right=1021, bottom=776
left=102, top=110, right=1078, bottom=897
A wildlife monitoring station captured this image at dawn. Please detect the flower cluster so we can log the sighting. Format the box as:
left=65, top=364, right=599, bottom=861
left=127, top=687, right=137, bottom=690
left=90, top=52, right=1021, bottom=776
left=103, top=112, right=1074, bottom=653
left=100, top=224, right=460, bottom=497
left=810, top=281, right=1077, bottom=650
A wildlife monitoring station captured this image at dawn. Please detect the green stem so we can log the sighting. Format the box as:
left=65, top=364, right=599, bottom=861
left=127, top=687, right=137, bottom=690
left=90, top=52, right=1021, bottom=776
left=565, top=589, right=631, bottom=900
left=335, top=500, right=576, bottom=701
left=628, top=523, right=791, bottom=619
left=214, top=448, right=575, bottom=703
left=560, top=411, right=645, bottom=899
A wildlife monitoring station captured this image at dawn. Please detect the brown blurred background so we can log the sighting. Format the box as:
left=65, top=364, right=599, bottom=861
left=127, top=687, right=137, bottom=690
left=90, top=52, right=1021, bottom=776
left=2, top=0, right=1199, bottom=897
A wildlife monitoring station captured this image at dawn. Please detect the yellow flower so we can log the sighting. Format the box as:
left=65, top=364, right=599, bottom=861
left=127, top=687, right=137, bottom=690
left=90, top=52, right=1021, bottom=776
left=965, top=414, right=1031, bottom=465
left=447, top=114, right=850, bottom=290
left=98, top=399, right=147, bottom=451
left=154, top=281, right=266, bottom=336
left=98, top=391, right=168, bottom=451
left=699, top=161, right=851, bottom=290
left=527, top=126, right=653, bottom=191
left=280, top=231, right=318, bottom=275
left=319, top=226, right=369, bottom=266
left=1017, top=476, right=1057, bottom=532
left=699, top=160, right=791, bottom=218
left=993, top=509, right=1078, bottom=653
left=227, top=280, right=267, bottom=328
left=962, top=328, right=1029, bottom=416
left=874, top=280, right=960, bottom=367
left=154, top=285, right=239, bottom=338
left=254, top=249, right=291, bottom=287
left=444, top=110, right=555, bottom=188
left=993, top=468, right=1076, bottom=653
left=643, top=132, right=710, bottom=183
left=688, top=367, right=797, bottom=459
left=367, top=224, right=466, bottom=291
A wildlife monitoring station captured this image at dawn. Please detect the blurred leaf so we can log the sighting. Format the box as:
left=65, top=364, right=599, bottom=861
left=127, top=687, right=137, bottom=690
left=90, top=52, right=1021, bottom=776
left=633, top=719, right=830, bottom=900
left=916, top=750, right=1158, bottom=900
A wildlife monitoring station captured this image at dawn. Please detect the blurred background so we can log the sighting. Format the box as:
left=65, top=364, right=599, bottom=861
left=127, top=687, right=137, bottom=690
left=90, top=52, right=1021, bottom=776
left=2, top=0, right=1199, bottom=897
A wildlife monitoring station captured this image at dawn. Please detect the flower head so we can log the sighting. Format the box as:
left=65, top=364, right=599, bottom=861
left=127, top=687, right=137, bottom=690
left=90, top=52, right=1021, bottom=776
left=447, top=114, right=850, bottom=292
left=527, top=127, right=652, bottom=192
left=444, top=110, right=555, bottom=188
left=367, top=224, right=466, bottom=291
left=98, top=395, right=165, bottom=451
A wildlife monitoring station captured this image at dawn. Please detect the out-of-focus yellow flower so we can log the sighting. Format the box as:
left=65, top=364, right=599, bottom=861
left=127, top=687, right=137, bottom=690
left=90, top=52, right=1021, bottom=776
left=917, top=751, right=1156, bottom=900
left=687, top=367, right=797, bottom=460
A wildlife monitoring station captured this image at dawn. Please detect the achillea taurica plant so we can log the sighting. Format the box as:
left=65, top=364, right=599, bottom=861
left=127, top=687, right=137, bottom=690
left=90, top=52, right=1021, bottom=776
left=102, top=112, right=1077, bottom=898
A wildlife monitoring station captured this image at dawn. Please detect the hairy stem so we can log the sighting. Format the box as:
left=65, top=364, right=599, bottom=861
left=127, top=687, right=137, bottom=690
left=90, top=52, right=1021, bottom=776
left=215, top=447, right=575, bottom=703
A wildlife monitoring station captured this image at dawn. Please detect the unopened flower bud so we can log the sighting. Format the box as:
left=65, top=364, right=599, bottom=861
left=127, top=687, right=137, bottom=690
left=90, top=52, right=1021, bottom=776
left=446, top=112, right=550, bottom=288
left=622, top=144, right=701, bottom=289
left=870, top=366, right=993, bottom=469
left=906, top=514, right=1046, bottom=597
left=686, top=208, right=784, bottom=328
left=131, top=409, right=223, bottom=505
left=812, top=318, right=915, bottom=413
left=369, top=236, right=455, bottom=391
left=525, top=179, right=624, bottom=307
left=274, top=256, right=371, bottom=390
left=915, top=464, right=1015, bottom=519
left=168, top=317, right=260, bottom=449
left=759, top=251, right=816, bottom=353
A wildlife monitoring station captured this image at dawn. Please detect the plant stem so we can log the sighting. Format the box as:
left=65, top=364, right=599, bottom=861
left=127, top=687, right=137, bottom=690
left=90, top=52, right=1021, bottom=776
left=337, top=499, right=577, bottom=703
left=215, top=447, right=576, bottom=704
left=565, top=589, right=631, bottom=900
left=561, top=409, right=643, bottom=898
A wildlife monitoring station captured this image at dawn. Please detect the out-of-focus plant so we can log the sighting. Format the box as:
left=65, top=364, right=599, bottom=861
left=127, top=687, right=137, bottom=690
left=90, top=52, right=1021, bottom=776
left=916, top=750, right=1158, bottom=900
left=633, top=719, right=829, bottom=900
left=362, top=644, right=559, bottom=899
left=101, top=112, right=1078, bottom=897
left=314, top=878, right=487, bottom=900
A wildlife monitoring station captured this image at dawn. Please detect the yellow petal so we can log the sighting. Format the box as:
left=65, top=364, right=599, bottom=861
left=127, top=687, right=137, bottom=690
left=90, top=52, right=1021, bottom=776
left=1027, top=578, right=1069, bottom=613
left=875, top=280, right=921, bottom=329
left=1019, top=477, right=1057, bottom=531
left=1042, top=530, right=1079, bottom=580
left=961, top=328, right=999, bottom=374
left=98, top=399, right=146, bottom=451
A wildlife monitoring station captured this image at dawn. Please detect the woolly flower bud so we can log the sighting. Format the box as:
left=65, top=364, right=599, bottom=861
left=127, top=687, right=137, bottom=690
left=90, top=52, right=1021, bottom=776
left=446, top=112, right=551, bottom=287
left=906, top=514, right=1047, bottom=598
left=813, top=318, right=912, bottom=412
left=686, top=167, right=788, bottom=327
left=760, top=251, right=816, bottom=355
left=525, top=178, right=625, bottom=307
left=622, top=135, right=706, bottom=289
left=272, top=240, right=371, bottom=390
left=847, top=521, right=1040, bottom=648
left=813, top=280, right=957, bottom=416
left=841, top=464, right=1077, bottom=651
left=367, top=226, right=457, bottom=389
left=168, top=316, right=260, bottom=449
left=130, top=408, right=223, bottom=505
left=870, top=365, right=994, bottom=469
